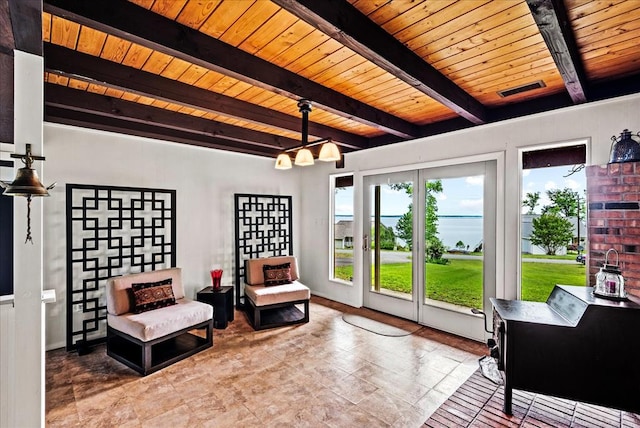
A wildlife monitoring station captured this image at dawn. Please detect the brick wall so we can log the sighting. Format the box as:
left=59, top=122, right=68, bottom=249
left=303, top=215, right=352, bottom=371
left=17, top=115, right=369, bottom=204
left=587, top=163, right=640, bottom=299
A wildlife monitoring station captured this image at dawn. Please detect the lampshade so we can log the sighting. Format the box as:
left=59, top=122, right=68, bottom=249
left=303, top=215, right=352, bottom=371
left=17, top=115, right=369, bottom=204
left=294, top=148, right=314, bottom=166
left=318, top=142, right=341, bottom=162
left=609, top=129, right=640, bottom=163
left=275, top=153, right=292, bottom=170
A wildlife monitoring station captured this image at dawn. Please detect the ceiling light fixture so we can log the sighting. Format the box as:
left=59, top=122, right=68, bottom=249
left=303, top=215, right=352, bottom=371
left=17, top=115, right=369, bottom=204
left=1, top=144, right=56, bottom=244
left=275, top=99, right=342, bottom=169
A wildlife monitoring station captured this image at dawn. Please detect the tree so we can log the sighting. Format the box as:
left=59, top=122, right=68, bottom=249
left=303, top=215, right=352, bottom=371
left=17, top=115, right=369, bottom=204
left=530, top=213, right=574, bottom=255
left=522, top=191, right=540, bottom=214
left=374, top=223, right=396, bottom=250
left=391, top=180, right=444, bottom=260
left=395, top=209, right=413, bottom=249
left=455, top=240, right=465, bottom=250
left=544, top=188, right=580, bottom=218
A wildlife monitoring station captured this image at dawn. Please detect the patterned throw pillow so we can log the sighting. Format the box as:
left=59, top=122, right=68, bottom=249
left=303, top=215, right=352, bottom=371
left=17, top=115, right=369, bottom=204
left=263, top=262, right=292, bottom=286
left=131, top=278, right=176, bottom=313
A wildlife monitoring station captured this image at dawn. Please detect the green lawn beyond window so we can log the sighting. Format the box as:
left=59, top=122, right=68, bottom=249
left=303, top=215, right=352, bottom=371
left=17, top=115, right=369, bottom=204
left=335, top=260, right=586, bottom=307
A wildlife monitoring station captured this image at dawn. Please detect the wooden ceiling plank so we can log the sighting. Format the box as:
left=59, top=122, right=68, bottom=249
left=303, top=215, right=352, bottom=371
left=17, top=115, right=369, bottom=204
left=50, top=15, right=79, bottom=49
left=150, top=0, right=188, bottom=21
left=141, top=50, right=173, bottom=74
left=406, top=1, right=519, bottom=55
left=568, top=0, right=639, bottom=32
left=198, top=0, right=254, bottom=40
left=42, top=11, right=51, bottom=42
left=218, top=1, right=281, bottom=47
left=176, top=0, right=222, bottom=31
left=412, top=4, right=532, bottom=58
left=430, top=28, right=544, bottom=71
left=272, top=0, right=487, bottom=124
left=418, top=14, right=537, bottom=65
left=439, top=35, right=547, bottom=77
left=394, top=0, right=492, bottom=49
left=76, top=26, right=107, bottom=56
left=253, top=19, right=316, bottom=63
left=281, top=35, right=342, bottom=73
left=575, top=19, right=640, bottom=53
left=238, top=8, right=299, bottom=55
left=100, top=34, right=131, bottom=63
left=44, top=43, right=368, bottom=149
left=526, top=0, right=588, bottom=103
left=121, top=43, right=153, bottom=70
left=160, top=57, right=192, bottom=80
left=374, top=1, right=451, bottom=34
left=573, top=5, right=640, bottom=44
left=449, top=46, right=552, bottom=82
left=45, top=0, right=417, bottom=137
left=565, top=0, right=627, bottom=25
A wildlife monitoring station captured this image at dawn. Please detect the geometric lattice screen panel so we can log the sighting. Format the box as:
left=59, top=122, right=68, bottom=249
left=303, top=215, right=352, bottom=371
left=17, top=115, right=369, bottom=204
left=66, top=184, right=176, bottom=351
left=234, top=193, right=292, bottom=308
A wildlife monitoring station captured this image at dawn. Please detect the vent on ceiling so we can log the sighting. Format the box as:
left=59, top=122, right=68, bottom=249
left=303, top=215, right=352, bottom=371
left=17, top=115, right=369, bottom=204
left=497, top=80, right=546, bottom=98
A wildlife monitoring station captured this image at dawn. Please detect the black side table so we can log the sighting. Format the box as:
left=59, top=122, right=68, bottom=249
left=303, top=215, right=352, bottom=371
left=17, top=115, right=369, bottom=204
left=197, top=286, right=234, bottom=329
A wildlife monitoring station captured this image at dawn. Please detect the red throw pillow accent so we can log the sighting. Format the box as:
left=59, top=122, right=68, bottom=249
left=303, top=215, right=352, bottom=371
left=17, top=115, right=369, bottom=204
left=131, top=278, right=176, bottom=313
left=263, top=262, right=292, bottom=286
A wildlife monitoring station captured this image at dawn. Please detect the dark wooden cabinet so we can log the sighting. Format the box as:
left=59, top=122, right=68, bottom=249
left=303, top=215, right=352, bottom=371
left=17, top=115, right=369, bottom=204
left=197, top=286, right=234, bottom=329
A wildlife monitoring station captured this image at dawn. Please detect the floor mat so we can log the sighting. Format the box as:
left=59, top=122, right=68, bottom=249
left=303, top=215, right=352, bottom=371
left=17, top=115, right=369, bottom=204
left=341, top=314, right=421, bottom=337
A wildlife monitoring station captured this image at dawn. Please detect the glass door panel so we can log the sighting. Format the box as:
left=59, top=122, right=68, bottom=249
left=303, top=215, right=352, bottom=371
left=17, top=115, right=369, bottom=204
left=418, top=161, right=496, bottom=341
left=363, top=171, right=417, bottom=321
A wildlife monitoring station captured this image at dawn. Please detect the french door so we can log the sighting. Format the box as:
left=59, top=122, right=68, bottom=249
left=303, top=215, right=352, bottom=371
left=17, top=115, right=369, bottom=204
left=363, top=171, right=418, bottom=320
left=363, top=161, right=496, bottom=340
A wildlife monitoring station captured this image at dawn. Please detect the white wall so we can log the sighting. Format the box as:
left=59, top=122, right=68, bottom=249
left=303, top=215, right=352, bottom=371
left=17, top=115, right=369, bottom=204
left=299, top=93, right=640, bottom=313
left=43, top=123, right=303, bottom=350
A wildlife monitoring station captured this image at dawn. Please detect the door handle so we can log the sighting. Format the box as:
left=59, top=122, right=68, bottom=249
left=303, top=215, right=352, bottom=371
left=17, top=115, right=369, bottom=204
left=362, top=234, right=369, bottom=251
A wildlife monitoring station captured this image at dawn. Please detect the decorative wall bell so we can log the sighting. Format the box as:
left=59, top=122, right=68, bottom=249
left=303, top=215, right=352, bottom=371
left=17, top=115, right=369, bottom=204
left=609, top=129, right=640, bottom=163
left=0, top=144, right=56, bottom=244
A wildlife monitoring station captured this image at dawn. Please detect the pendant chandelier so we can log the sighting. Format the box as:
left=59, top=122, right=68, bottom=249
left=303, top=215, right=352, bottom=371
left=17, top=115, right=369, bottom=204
left=275, top=99, right=342, bottom=170
left=0, top=144, right=56, bottom=244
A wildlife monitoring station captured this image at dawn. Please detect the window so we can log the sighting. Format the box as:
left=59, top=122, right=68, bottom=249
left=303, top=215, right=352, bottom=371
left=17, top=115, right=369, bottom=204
left=520, top=143, right=587, bottom=301
left=331, top=174, right=353, bottom=283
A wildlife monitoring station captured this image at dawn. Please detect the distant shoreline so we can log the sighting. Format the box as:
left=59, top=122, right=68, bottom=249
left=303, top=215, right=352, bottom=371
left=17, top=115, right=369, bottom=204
left=336, top=215, right=483, bottom=218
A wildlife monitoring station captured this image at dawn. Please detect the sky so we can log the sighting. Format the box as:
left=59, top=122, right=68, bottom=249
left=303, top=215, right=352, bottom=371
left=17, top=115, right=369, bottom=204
left=335, top=164, right=586, bottom=217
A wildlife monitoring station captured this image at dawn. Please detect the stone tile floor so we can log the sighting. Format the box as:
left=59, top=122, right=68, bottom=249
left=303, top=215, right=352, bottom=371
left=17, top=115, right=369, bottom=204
left=46, top=296, right=486, bottom=427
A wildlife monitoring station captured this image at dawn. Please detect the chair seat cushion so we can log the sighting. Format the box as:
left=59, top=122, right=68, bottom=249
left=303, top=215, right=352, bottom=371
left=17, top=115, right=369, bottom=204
left=107, top=298, right=213, bottom=342
left=245, top=280, right=310, bottom=307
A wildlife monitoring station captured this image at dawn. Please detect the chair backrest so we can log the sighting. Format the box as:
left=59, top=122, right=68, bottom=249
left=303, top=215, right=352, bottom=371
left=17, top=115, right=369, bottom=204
left=244, top=256, right=299, bottom=286
left=106, top=267, right=185, bottom=315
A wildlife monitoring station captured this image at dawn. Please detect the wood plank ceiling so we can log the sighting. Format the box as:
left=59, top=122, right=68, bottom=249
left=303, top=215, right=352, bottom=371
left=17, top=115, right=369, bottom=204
left=40, top=0, right=640, bottom=160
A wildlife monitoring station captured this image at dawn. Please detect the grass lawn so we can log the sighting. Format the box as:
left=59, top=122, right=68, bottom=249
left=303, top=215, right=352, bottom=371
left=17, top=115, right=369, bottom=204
left=335, top=260, right=586, bottom=307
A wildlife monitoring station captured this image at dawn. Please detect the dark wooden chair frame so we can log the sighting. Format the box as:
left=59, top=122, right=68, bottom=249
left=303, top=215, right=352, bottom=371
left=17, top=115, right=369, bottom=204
left=244, top=296, right=309, bottom=331
left=106, top=319, right=213, bottom=375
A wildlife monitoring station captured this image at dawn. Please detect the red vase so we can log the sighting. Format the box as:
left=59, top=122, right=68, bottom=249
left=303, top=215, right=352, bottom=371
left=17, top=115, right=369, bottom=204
left=210, top=269, right=223, bottom=290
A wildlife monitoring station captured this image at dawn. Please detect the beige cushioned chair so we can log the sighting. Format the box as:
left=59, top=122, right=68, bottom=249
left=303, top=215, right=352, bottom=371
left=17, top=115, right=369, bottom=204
left=106, top=267, right=213, bottom=375
left=243, top=256, right=310, bottom=330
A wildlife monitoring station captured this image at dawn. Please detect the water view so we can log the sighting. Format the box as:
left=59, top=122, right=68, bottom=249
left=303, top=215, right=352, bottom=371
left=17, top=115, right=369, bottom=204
left=336, top=215, right=482, bottom=250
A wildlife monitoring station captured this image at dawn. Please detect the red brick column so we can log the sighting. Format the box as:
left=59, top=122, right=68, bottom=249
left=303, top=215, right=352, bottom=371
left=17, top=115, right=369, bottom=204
left=586, top=163, right=640, bottom=299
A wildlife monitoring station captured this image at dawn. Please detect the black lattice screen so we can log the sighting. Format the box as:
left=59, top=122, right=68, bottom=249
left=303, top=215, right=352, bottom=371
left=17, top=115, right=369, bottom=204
left=234, top=194, right=292, bottom=307
left=66, top=184, right=176, bottom=351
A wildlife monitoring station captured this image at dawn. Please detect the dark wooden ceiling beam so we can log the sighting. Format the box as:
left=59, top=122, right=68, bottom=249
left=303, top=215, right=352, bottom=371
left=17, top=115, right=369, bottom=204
left=43, top=0, right=418, bottom=138
left=44, top=83, right=307, bottom=151
left=7, top=0, right=41, bottom=55
left=526, top=0, right=588, bottom=103
left=272, top=0, right=487, bottom=125
left=45, top=106, right=281, bottom=158
left=44, top=44, right=367, bottom=150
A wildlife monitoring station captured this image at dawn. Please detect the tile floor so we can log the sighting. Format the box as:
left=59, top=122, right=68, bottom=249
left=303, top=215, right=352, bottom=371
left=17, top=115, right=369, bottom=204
left=46, top=296, right=486, bottom=427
